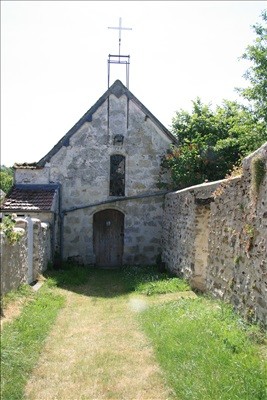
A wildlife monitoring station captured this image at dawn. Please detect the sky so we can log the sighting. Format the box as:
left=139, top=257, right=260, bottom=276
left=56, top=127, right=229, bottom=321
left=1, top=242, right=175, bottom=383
left=1, top=0, right=266, bottom=166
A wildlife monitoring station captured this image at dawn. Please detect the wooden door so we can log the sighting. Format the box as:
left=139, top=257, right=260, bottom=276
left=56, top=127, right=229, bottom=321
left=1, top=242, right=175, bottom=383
left=93, top=209, right=124, bottom=267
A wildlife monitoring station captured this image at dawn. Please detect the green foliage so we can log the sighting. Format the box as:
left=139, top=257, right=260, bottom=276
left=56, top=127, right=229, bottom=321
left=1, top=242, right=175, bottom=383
left=251, top=156, right=266, bottom=195
left=0, top=166, right=13, bottom=194
left=160, top=99, right=266, bottom=190
left=160, top=142, right=206, bottom=190
left=0, top=215, right=23, bottom=245
left=161, top=12, right=267, bottom=191
left=1, top=284, right=65, bottom=400
left=140, top=297, right=267, bottom=400
left=238, top=10, right=267, bottom=124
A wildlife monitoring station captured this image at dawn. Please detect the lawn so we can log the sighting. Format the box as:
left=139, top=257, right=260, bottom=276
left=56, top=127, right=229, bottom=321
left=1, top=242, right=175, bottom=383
left=140, top=296, right=267, bottom=400
left=1, top=263, right=266, bottom=400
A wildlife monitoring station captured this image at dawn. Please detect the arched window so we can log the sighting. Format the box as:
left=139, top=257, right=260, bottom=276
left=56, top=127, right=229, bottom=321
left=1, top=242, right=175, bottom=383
left=109, top=155, right=125, bottom=196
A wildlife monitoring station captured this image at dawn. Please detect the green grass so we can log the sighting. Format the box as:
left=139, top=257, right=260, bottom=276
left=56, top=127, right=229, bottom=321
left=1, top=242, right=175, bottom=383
left=44, top=263, right=190, bottom=296
left=122, top=264, right=191, bottom=295
left=44, top=261, right=90, bottom=287
left=136, top=276, right=190, bottom=295
left=2, top=265, right=266, bottom=400
left=140, top=296, right=267, bottom=400
left=1, top=284, right=65, bottom=400
left=1, top=284, right=33, bottom=309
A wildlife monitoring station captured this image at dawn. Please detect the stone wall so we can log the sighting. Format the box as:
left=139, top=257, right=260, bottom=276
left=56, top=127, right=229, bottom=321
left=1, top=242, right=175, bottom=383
left=14, top=166, right=50, bottom=184
left=63, top=194, right=165, bottom=265
left=0, top=217, right=51, bottom=295
left=162, top=180, right=222, bottom=288
left=0, top=225, right=27, bottom=296
left=207, top=144, right=267, bottom=327
left=33, top=219, right=51, bottom=278
left=162, top=143, right=267, bottom=327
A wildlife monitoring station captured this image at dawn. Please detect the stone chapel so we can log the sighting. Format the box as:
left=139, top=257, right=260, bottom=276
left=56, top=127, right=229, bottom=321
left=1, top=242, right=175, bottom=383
left=2, top=80, right=177, bottom=267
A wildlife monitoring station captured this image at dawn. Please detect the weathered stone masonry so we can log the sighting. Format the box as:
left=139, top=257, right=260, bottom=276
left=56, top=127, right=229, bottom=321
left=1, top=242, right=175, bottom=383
left=62, top=195, right=165, bottom=266
left=207, top=144, right=267, bottom=327
left=162, top=180, right=222, bottom=290
left=1, top=78, right=266, bottom=327
left=7, top=80, right=176, bottom=266
left=0, top=217, right=51, bottom=295
left=162, top=142, right=267, bottom=327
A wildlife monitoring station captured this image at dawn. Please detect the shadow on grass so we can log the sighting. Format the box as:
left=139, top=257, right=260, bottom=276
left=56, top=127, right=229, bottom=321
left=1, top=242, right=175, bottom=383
left=44, top=265, right=129, bottom=298
left=43, top=263, right=183, bottom=299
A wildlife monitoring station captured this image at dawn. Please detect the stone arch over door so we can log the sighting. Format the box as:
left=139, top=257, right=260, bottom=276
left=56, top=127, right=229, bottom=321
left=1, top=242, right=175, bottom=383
left=93, top=209, right=124, bottom=267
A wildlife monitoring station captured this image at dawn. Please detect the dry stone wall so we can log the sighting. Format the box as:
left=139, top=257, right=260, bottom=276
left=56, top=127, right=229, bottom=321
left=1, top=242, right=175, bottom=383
left=162, top=181, right=222, bottom=289
left=207, top=144, right=267, bottom=327
left=162, top=143, right=267, bottom=327
left=0, top=225, right=27, bottom=295
left=0, top=217, right=51, bottom=295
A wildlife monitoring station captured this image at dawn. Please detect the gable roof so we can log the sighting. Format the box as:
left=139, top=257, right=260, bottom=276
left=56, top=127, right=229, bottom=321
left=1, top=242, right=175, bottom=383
left=37, top=80, right=178, bottom=167
left=0, top=184, right=59, bottom=212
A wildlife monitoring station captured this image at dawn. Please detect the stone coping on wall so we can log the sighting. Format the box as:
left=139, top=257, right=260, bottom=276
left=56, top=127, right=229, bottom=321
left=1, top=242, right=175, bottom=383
left=166, top=177, right=241, bottom=199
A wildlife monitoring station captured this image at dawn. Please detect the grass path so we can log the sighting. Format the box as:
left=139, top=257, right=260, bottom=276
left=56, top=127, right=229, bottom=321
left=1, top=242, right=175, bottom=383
left=3, top=267, right=265, bottom=399
left=24, top=271, right=192, bottom=400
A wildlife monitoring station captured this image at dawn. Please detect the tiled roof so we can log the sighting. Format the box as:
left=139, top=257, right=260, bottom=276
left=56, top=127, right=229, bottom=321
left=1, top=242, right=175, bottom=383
left=0, top=184, right=59, bottom=212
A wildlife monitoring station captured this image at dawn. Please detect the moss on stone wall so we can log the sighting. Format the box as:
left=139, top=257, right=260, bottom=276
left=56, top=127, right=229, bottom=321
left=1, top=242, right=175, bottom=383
left=251, top=156, right=266, bottom=196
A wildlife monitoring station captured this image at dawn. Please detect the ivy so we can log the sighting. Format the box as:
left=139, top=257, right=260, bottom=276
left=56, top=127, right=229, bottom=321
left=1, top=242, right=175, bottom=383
left=0, top=215, right=23, bottom=245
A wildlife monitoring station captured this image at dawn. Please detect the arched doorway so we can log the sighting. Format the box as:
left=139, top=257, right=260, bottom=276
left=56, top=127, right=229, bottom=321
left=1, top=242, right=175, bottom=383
left=93, top=209, right=124, bottom=267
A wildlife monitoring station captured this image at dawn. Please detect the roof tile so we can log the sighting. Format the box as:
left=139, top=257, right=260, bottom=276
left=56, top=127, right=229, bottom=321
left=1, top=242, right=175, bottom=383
left=0, top=184, right=58, bottom=212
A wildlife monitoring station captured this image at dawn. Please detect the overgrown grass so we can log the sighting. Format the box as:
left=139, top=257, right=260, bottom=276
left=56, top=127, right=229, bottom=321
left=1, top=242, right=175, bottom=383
left=140, top=296, right=267, bottom=400
left=44, top=263, right=190, bottom=296
left=1, top=283, right=65, bottom=400
left=44, top=261, right=90, bottom=287
left=122, top=265, right=191, bottom=295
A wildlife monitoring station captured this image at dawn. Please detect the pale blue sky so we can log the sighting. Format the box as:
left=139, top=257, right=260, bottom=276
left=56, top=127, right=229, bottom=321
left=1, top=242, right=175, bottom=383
left=1, top=1, right=266, bottom=166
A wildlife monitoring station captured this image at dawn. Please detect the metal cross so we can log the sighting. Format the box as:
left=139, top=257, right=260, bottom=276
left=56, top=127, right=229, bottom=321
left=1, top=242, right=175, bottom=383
left=108, top=17, right=132, bottom=56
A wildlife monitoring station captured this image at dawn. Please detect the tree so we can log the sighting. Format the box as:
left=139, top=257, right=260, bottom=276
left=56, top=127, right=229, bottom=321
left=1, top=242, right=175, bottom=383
left=238, top=10, right=267, bottom=124
left=159, top=99, right=266, bottom=190
left=0, top=166, right=14, bottom=194
left=160, top=11, right=267, bottom=191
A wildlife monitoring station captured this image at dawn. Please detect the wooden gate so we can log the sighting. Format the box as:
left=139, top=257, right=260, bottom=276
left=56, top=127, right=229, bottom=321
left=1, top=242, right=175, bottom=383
left=93, top=209, right=124, bottom=267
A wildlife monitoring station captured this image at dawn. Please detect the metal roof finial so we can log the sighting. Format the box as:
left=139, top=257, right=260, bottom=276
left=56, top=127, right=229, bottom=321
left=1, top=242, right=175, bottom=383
left=107, top=17, right=132, bottom=89
left=108, top=17, right=132, bottom=57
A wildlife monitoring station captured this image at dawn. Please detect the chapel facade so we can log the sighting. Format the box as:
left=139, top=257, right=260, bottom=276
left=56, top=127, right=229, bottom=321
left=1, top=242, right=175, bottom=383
left=2, top=80, right=177, bottom=267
